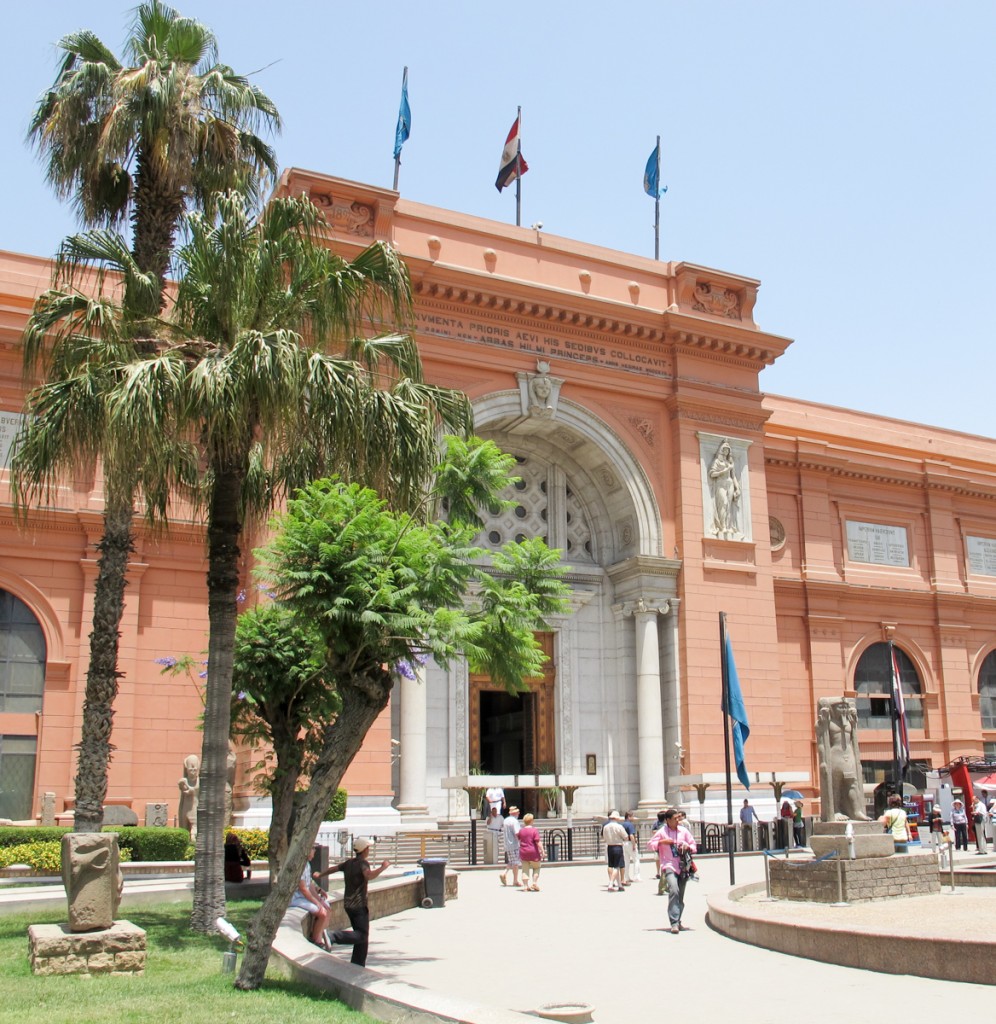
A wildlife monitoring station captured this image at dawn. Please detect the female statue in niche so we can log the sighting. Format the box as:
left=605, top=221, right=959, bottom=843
left=709, top=439, right=742, bottom=539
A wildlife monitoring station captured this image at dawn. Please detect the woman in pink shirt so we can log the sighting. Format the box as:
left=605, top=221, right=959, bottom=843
left=517, top=813, right=545, bottom=891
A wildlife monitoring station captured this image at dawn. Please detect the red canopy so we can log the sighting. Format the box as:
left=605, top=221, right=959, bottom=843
left=974, top=773, right=996, bottom=790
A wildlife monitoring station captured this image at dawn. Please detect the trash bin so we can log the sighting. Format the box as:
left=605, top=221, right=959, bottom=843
left=419, top=857, right=447, bottom=908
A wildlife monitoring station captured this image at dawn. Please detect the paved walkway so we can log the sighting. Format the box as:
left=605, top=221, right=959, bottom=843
left=364, top=854, right=994, bottom=1024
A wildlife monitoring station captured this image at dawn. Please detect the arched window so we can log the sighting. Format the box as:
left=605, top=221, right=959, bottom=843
left=0, top=589, right=46, bottom=713
left=853, top=642, right=923, bottom=731
left=979, top=650, right=996, bottom=730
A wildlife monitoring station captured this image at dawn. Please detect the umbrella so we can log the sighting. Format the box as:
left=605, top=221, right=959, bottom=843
left=974, top=773, right=996, bottom=790
left=780, top=789, right=805, bottom=801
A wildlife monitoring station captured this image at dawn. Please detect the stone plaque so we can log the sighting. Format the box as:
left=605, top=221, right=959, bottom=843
left=0, top=411, right=22, bottom=468
left=845, top=520, right=909, bottom=567
left=967, top=535, right=996, bottom=576
left=145, top=802, right=168, bottom=827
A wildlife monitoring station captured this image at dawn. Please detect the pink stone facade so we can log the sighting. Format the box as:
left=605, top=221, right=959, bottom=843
left=1, top=169, right=995, bottom=823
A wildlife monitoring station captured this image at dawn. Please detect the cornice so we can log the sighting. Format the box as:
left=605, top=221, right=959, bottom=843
left=764, top=452, right=996, bottom=499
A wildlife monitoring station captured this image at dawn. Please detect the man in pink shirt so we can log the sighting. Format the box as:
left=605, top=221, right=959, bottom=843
left=651, top=808, right=697, bottom=933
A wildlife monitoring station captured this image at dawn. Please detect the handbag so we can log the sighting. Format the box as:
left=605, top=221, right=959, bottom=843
left=974, top=813, right=984, bottom=824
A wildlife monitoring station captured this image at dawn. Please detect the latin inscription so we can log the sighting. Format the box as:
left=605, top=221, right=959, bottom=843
left=0, top=411, right=22, bottom=469
left=845, top=520, right=909, bottom=568
left=416, top=313, right=670, bottom=377
left=967, top=535, right=996, bottom=577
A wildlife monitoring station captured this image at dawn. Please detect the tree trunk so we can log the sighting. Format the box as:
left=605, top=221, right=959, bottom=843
left=235, top=669, right=393, bottom=990
left=131, top=152, right=182, bottom=316
left=72, top=494, right=134, bottom=832
left=190, top=456, right=245, bottom=933
left=265, top=740, right=300, bottom=885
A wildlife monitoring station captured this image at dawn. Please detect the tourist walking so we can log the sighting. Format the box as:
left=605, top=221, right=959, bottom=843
left=602, top=811, right=628, bottom=892
left=651, top=810, right=667, bottom=878
left=499, top=805, right=522, bottom=887
left=792, top=800, right=806, bottom=848
left=971, top=797, right=989, bottom=854
left=950, top=799, right=970, bottom=852
left=517, top=813, right=544, bottom=891
left=314, top=837, right=390, bottom=966
left=881, top=794, right=911, bottom=849
left=649, top=808, right=697, bottom=933
left=739, top=798, right=760, bottom=851
left=622, top=810, right=640, bottom=884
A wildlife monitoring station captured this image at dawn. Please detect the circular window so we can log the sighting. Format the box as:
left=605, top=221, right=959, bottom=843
left=488, top=531, right=502, bottom=545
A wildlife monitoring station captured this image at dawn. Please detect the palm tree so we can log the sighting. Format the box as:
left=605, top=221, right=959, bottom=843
left=158, top=192, right=471, bottom=931
left=21, top=1, right=280, bottom=833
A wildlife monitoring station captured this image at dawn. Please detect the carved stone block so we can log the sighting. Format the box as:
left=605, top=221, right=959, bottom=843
left=145, top=802, right=168, bottom=828
left=40, top=792, right=56, bottom=827
left=61, top=833, right=123, bottom=933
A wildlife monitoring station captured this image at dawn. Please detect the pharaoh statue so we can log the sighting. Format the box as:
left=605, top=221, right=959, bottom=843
left=177, top=754, right=200, bottom=837
left=816, top=697, right=871, bottom=821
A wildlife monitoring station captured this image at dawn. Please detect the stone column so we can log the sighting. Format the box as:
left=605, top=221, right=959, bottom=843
left=633, top=601, right=667, bottom=812
left=397, top=663, right=432, bottom=822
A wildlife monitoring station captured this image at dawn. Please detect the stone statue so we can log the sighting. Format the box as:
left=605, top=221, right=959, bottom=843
left=61, top=832, right=123, bottom=932
left=816, top=697, right=871, bottom=821
left=224, top=747, right=237, bottom=828
left=529, top=372, right=553, bottom=411
left=708, top=439, right=742, bottom=539
left=177, top=754, right=200, bottom=837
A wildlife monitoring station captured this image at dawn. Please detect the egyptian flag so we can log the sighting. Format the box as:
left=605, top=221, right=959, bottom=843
left=495, top=114, right=528, bottom=192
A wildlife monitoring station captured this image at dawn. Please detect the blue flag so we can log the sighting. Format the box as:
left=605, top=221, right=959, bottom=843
left=394, top=71, right=411, bottom=160
left=722, top=630, right=751, bottom=789
left=643, top=142, right=667, bottom=199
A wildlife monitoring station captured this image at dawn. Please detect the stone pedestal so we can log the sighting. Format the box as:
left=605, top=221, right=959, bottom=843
left=28, top=920, right=146, bottom=976
left=769, top=850, right=939, bottom=903
left=809, top=820, right=895, bottom=859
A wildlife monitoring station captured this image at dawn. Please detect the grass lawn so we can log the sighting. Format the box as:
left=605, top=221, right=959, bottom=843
left=0, top=898, right=376, bottom=1024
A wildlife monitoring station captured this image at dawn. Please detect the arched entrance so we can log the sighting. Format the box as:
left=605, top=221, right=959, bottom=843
left=469, top=633, right=556, bottom=816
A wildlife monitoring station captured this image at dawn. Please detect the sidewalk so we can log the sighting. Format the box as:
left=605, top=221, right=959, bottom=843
left=365, top=854, right=993, bottom=1024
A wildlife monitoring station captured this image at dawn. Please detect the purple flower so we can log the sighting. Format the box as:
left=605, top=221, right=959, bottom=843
left=236, top=691, right=247, bottom=701
left=154, top=656, right=178, bottom=669
left=198, top=670, right=208, bottom=679
left=237, top=589, right=246, bottom=604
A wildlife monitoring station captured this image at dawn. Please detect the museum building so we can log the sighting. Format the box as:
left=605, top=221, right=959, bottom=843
left=1, top=168, right=995, bottom=827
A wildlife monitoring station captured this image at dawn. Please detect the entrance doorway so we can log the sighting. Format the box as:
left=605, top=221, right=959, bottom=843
left=470, top=633, right=556, bottom=817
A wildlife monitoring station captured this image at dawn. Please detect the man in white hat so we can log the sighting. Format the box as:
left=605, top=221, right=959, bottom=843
left=601, top=811, right=628, bottom=892
left=315, top=837, right=390, bottom=966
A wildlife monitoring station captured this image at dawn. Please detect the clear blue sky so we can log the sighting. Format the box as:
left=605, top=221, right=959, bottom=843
left=4, top=2, right=994, bottom=438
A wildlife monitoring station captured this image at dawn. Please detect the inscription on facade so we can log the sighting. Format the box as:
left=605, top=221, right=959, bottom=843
left=0, top=412, right=22, bottom=468
left=415, top=312, right=671, bottom=377
left=845, top=520, right=909, bottom=567
left=966, top=535, right=996, bottom=576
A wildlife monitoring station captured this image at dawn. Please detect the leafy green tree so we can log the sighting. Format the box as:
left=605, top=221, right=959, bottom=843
left=234, top=448, right=570, bottom=989
left=161, top=191, right=471, bottom=932
left=230, top=605, right=339, bottom=879
left=19, top=0, right=279, bottom=833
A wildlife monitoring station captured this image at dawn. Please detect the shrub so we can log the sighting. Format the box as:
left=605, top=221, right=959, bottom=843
left=327, top=788, right=347, bottom=822
left=102, top=826, right=190, bottom=861
left=0, top=842, right=133, bottom=871
left=0, top=827, right=70, bottom=848
left=229, top=828, right=268, bottom=860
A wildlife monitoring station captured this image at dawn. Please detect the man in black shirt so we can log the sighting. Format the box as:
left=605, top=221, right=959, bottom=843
left=315, top=836, right=390, bottom=966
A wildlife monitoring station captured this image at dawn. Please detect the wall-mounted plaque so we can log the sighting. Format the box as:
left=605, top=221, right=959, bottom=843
left=845, top=520, right=909, bottom=567
left=967, top=536, right=996, bottom=577
left=0, top=411, right=22, bottom=469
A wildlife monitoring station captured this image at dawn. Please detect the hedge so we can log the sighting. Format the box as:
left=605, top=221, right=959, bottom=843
left=0, top=842, right=132, bottom=871
left=0, top=826, right=187, bottom=861
left=103, top=826, right=190, bottom=861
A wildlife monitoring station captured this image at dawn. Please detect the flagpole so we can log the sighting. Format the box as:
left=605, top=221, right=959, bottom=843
left=393, top=67, right=408, bottom=191
left=654, top=135, right=661, bottom=261
left=720, top=611, right=736, bottom=884
left=515, top=106, right=522, bottom=228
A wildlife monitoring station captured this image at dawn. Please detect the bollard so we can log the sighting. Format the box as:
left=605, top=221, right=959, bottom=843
left=948, top=840, right=956, bottom=892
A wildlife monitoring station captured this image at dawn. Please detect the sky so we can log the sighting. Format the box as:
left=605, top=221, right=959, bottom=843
left=3, top=1, right=994, bottom=438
